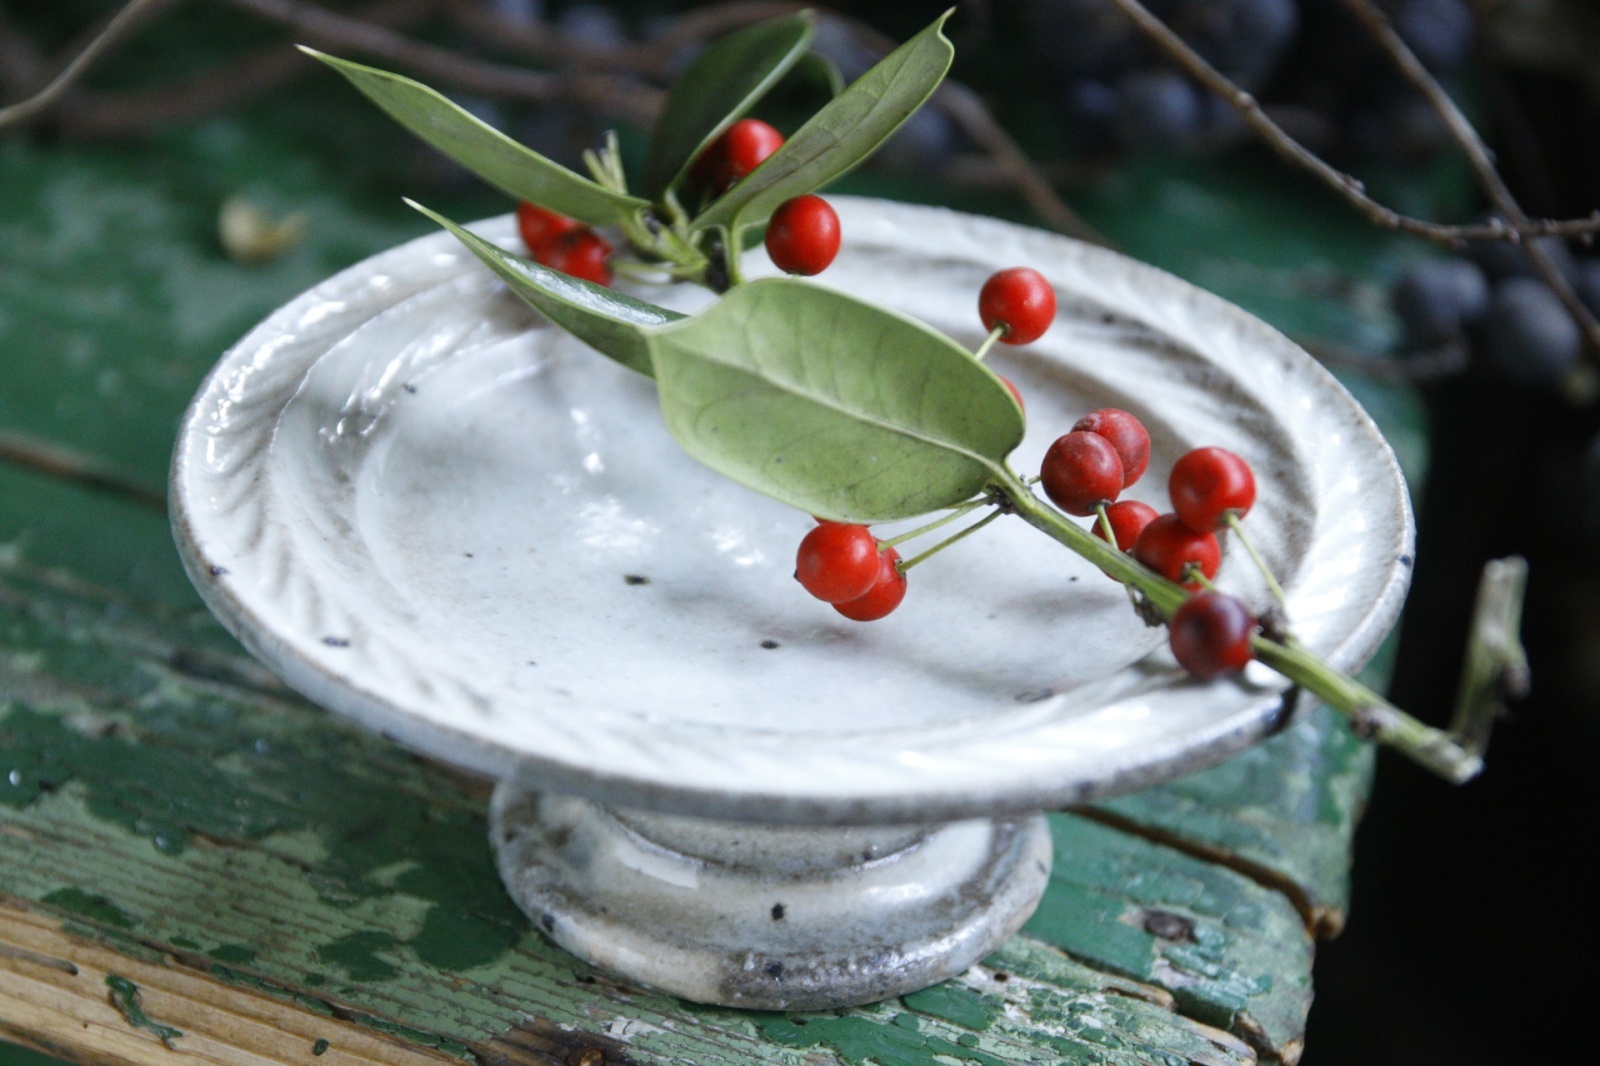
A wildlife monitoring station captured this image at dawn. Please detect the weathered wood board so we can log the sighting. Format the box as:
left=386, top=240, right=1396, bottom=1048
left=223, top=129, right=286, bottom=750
left=1, top=539, right=1360, bottom=1066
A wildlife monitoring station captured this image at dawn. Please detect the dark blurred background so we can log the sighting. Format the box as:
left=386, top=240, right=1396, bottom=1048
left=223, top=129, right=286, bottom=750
left=2, top=0, right=1598, bottom=1061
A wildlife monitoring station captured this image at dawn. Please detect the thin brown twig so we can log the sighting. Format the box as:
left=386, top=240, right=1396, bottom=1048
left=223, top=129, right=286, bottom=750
left=0, top=431, right=166, bottom=512
left=216, top=0, right=663, bottom=126
left=1298, top=337, right=1471, bottom=382
left=0, top=0, right=183, bottom=130
left=1337, top=0, right=1600, bottom=366
left=53, top=0, right=436, bottom=137
left=1102, top=0, right=1600, bottom=243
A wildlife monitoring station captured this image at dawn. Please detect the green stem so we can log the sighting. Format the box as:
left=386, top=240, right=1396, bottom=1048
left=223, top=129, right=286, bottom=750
left=973, top=324, right=1006, bottom=361
left=879, top=498, right=991, bottom=550
left=1001, top=474, right=1187, bottom=615
left=1225, top=512, right=1288, bottom=608
left=897, top=509, right=1004, bottom=572
left=993, top=469, right=1483, bottom=782
left=1252, top=637, right=1482, bottom=784
left=1094, top=503, right=1116, bottom=545
left=724, top=225, right=746, bottom=287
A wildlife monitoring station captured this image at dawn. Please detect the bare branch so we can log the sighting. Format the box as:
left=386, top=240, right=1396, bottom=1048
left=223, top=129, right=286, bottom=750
left=1102, top=0, right=1600, bottom=244
left=217, top=0, right=663, bottom=127
left=53, top=0, right=435, bottom=138
left=0, top=430, right=166, bottom=512
left=1298, top=337, right=1471, bottom=382
left=0, top=0, right=183, bottom=130
left=1337, top=0, right=1600, bottom=365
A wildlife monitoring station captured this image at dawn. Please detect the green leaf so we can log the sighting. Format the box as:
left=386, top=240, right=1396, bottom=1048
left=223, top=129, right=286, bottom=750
left=406, top=200, right=679, bottom=378
left=305, top=49, right=648, bottom=227
left=691, top=11, right=954, bottom=236
left=645, top=278, right=1023, bottom=522
left=640, top=12, right=814, bottom=200
left=749, top=51, right=845, bottom=136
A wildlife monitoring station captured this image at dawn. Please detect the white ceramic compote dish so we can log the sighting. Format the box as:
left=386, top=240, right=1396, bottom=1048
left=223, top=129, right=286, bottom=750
left=171, top=198, right=1411, bottom=1009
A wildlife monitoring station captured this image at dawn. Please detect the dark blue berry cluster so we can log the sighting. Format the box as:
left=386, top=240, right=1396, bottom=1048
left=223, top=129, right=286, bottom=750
left=1032, top=0, right=1476, bottom=160
left=1391, top=234, right=1599, bottom=390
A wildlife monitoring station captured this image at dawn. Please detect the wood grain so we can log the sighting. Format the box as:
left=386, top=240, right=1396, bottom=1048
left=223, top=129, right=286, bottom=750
left=1, top=903, right=456, bottom=1066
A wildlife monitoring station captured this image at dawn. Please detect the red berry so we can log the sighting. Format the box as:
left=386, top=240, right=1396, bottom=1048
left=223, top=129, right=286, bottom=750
left=834, top=548, right=906, bottom=622
left=1168, top=592, right=1257, bottom=680
left=1000, top=376, right=1025, bottom=413
left=1132, top=513, right=1221, bottom=589
left=723, top=120, right=784, bottom=186
left=765, top=195, right=841, bottom=276
left=795, top=523, right=881, bottom=603
left=1040, top=431, right=1123, bottom=516
left=1092, top=499, right=1159, bottom=552
left=1072, top=408, right=1150, bottom=488
left=1170, top=447, right=1256, bottom=533
left=537, top=229, right=613, bottom=287
left=517, top=202, right=581, bottom=254
left=688, top=139, right=723, bottom=197
left=979, top=268, right=1056, bottom=345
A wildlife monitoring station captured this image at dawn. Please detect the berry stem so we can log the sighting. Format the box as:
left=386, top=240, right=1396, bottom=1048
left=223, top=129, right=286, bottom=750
left=896, top=508, right=1005, bottom=573
left=973, top=324, right=1007, bottom=362
left=723, top=227, right=747, bottom=287
left=878, top=497, right=992, bottom=550
left=992, top=469, right=1486, bottom=782
left=1180, top=564, right=1217, bottom=592
left=1094, top=503, right=1116, bottom=545
left=1225, top=512, right=1288, bottom=608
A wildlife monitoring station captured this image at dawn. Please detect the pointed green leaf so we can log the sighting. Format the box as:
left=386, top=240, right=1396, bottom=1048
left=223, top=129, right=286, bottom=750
left=645, top=278, right=1023, bottom=522
left=691, top=11, right=954, bottom=235
left=307, top=49, right=648, bottom=226
left=641, top=13, right=814, bottom=200
left=407, top=201, right=680, bottom=377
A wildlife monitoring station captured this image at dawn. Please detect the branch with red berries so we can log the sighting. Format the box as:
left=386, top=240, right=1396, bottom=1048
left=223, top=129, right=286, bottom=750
left=308, top=9, right=1516, bottom=784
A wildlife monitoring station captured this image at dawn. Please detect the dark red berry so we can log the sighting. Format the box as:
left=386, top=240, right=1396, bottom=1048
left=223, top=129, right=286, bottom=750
left=517, top=202, right=581, bottom=254
left=796, top=523, right=881, bottom=603
left=688, top=139, right=722, bottom=197
left=723, top=117, right=784, bottom=184
left=1170, top=447, right=1256, bottom=533
left=537, top=229, right=613, bottom=287
left=1000, top=376, right=1025, bottom=413
left=1132, top=513, right=1221, bottom=589
left=833, top=548, right=906, bottom=622
left=1168, top=592, right=1257, bottom=680
left=1040, top=431, right=1123, bottom=517
left=979, top=268, right=1056, bottom=345
left=1072, top=408, right=1150, bottom=488
left=1092, top=499, right=1159, bottom=551
left=765, top=195, right=841, bottom=276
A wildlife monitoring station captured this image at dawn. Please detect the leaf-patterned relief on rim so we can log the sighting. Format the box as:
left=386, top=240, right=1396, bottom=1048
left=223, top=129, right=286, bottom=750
left=170, top=200, right=1411, bottom=825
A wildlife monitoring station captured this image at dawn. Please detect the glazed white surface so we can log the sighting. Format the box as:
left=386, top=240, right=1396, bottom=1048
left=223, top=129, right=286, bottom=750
left=171, top=198, right=1413, bottom=823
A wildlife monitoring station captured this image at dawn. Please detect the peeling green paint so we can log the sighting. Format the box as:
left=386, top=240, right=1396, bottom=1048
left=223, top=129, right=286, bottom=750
left=900, top=984, right=1003, bottom=1031
left=312, top=1039, right=330, bottom=1056
left=205, top=943, right=256, bottom=965
left=0, top=692, right=525, bottom=976
left=317, top=931, right=401, bottom=983
left=759, top=1015, right=1014, bottom=1066
left=105, top=975, right=183, bottom=1048
left=1024, top=815, right=1311, bottom=1057
left=41, top=887, right=135, bottom=929
left=1, top=568, right=1327, bottom=1065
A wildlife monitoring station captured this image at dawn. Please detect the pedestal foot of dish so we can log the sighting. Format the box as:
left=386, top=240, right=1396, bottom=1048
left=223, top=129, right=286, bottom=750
left=490, top=777, right=1052, bottom=1009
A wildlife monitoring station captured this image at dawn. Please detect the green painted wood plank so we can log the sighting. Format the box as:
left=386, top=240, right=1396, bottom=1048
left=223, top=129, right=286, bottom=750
left=1, top=562, right=1264, bottom=1066
left=1024, top=817, right=1312, bottom=1064
left=1089, top=706, right=1374, bottom=938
